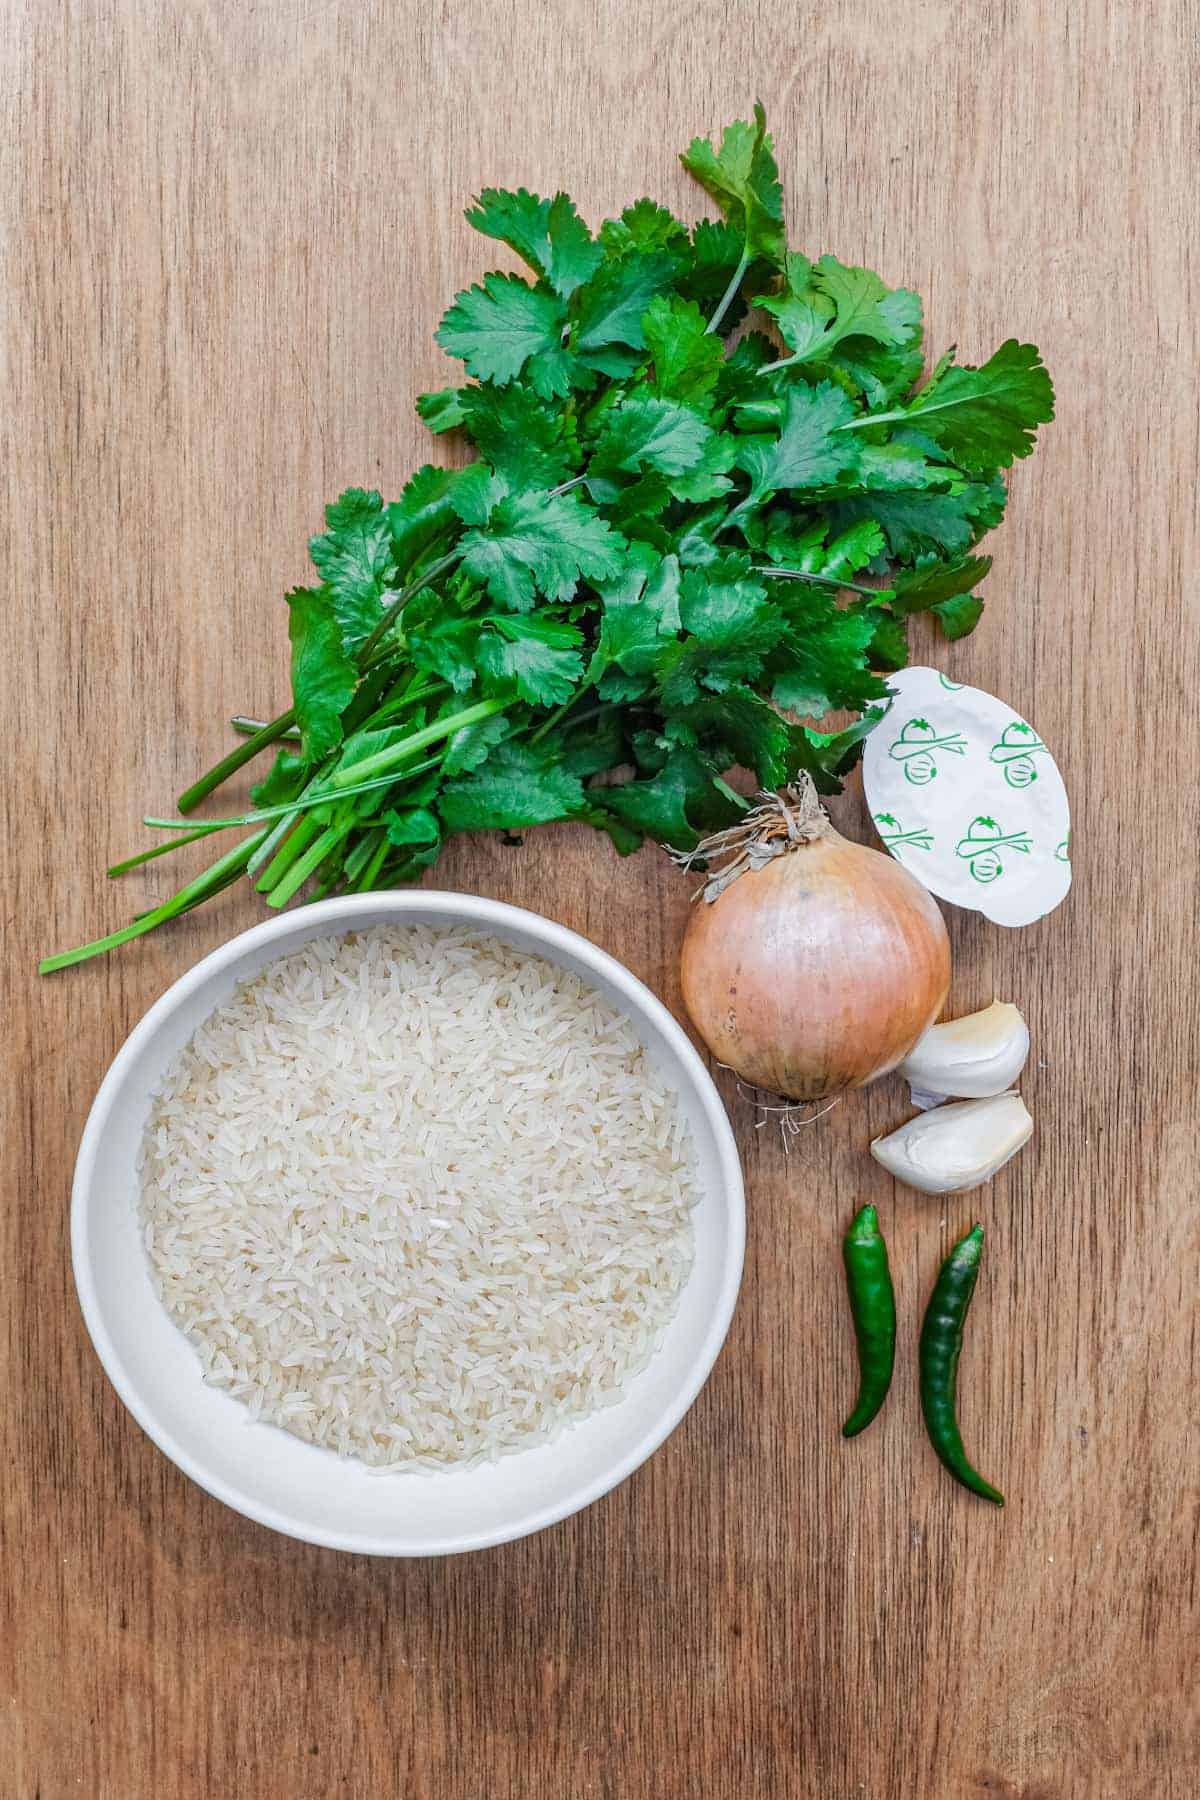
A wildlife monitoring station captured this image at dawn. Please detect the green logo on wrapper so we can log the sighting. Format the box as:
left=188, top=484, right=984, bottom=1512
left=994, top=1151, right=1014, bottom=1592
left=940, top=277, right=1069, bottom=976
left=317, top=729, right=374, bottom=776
left=874, top=812, right=934, bottom=852
left=1056, top=834, right=1071, bottom=863
left=989, top=721, right=1048, bottom=789
left=955, top=815, right=1033, bottom=884
left=937, top=674, right=965, bottom=692
left=887, top=717, right=968, bottom=786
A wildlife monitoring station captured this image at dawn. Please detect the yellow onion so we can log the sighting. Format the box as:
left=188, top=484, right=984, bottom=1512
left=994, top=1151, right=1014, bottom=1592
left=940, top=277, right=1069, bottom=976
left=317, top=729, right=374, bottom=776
left=677, top=782, right=950, bottom=1100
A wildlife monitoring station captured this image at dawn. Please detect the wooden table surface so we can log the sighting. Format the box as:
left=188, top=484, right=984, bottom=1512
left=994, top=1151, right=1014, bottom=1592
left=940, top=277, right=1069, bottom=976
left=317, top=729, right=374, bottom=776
left=4, top=2, right=1197, bottom=1795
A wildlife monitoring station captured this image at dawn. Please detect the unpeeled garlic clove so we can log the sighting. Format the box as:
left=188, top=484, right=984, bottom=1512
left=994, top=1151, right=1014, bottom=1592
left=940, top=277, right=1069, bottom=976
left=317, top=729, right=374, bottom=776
left=870, top=1092, right=1033, bottom=1195
left=898, top=1000, right=1030, bottom=1109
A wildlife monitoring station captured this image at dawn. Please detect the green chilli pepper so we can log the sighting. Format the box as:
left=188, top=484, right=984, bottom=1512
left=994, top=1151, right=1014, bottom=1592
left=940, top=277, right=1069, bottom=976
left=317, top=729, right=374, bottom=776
left=841, top=1204, right=896, bottom=1438
left=918, top=1224, right=1004, bottom=1505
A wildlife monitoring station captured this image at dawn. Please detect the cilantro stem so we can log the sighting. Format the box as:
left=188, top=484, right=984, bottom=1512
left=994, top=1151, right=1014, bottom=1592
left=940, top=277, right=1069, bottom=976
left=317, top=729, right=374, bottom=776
left=718, top=493, right=756, bottom=537
left=326, top=697, right=507, bottom=791
left=355, top=834, right=391, bottom=892
left=752, top=565, right=888, bottom=597
left=265, top=821, right=354, bottom=908
left=706, top=251, right=751, bottom=335
left=305, top=868, right=344, bottom=905
left=246, top=808, right=300, bottom=876
left=38, top=831, right=268, bottom=974
left=142, top=751, right=448, bottom=838
left=758, top=355, right=792, bottom=374
left=232, top=715, right=301, bottom=741
left=256, top=813, right=322, bottom=893
left=358, top=551, right=461, bottom=664
left=107, top=824, right=226, bottom=877
left=527, top=694, right=581, bottom=745
left=363, top=677, right=443, bottom=729
left=834, top=409, right=910, bottom=433
left=528, top=697, right=611, bottom=747
left=177, top=710, right=297, bottom=814
left=176, top=562, right=459, bottom=815
left=342, top=826, right=384, bottom=884
left=547, top=475, right=587, bottom=498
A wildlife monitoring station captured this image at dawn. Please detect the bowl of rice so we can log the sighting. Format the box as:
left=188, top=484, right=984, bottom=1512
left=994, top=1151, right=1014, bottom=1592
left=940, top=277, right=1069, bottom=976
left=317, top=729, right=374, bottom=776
left=72, top=892, right=744, bottom=1555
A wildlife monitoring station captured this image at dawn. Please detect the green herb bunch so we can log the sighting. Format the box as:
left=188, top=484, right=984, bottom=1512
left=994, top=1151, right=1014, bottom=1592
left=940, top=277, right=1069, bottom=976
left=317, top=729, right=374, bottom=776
left=43, top=107, right=1054, bottom=972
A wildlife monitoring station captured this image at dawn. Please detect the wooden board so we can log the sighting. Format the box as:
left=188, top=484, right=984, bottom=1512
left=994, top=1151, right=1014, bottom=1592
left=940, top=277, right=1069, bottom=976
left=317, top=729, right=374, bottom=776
left=3, top=2, right=1197, bottom=1793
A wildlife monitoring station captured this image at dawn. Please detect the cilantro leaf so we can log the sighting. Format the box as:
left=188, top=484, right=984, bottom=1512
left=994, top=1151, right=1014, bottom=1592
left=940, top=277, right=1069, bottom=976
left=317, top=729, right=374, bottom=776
left=856, top=441, right=956, bottom=490
left=830, top=478, right=1007, bottom=559
left=476, top=615, right=584, bottom=706
left=589, top=548, right=682, bottom=682
left=796, top=707, right=888, bottom=793
left=768, top=587, right=886, bottom=718
left=755, top=252, right=922, bottom=370
left=933, top=593, right=985, bottom=639
left=892, top=340, right=1055, bottom=469
left=524, top=346, right=587, bottom=400
left=665, top=686, right=798, bottom=787
left=441, top=712, right=511, bottom=778
left=891, top=553, right=992, bottom=613
left=383, top=806, right=440, bottom=846
left=250, top=748, right=305, bottom=809
left=827, top=342, right=926, bottom=408
left=407, top=615, right=481, bottom=692
left=715, top=330, right=775, bottom=407
left=458, top=489, right=626, bottom=610
left=465, top=188, right=603, bottom=299
left=680, top=102, right=786, bottom=269
left=446, top=461, right=508, bottom=526
left=756, top=295, right=831, bottom=363
left=737, top=380, right=861, bottom=496
left=642, top=296, right=726, bottom=409
left=866, top=605, right=909, bottom=670
left=752, top=253, right=827, bottom=357
left=601, top=747, right=742, bottom=850
left=666, top=433, right=737, bottom=503
left=808, top=255, right=922, bottom=350
left=656, top=559, right=779, bottom=704
left=286, top=587, right=357, bottom=762
left=602, top=472, right=673, bottom=532
left=760, top=516, right=886, bottom=581
left=436, top=273, right=566, bottom=386
left=676, top=219, right=759, bottom=322
left=387, top=466, right=470, bottom=577
left=308, top=489, right=396, bottom=647
left=599, top=200, right=689, bottom=257
left=592, top=396, right=714, bottom=478
left=416, top=387, right=468, bottom=432
left=823, top=520, right=886, bottom=577
left=559, top=708, right=626, bottom=777
left=436, top=383, right=576, bottom=490
left=573, top=250, right=680, bottom=352
left=438, top=741, right=586, bottom=831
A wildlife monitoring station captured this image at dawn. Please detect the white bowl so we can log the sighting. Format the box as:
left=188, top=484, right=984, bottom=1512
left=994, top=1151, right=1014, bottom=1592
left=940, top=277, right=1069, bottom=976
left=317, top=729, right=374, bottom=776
left=73, top=891, right=744, bottom=1555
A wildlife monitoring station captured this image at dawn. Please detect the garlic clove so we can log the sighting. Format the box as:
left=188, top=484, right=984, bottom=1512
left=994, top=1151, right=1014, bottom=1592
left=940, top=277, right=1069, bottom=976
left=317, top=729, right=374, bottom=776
left=898, top=1000, right=1030, bottom=1107
left=870, top=1092, right=1033, bottom=1195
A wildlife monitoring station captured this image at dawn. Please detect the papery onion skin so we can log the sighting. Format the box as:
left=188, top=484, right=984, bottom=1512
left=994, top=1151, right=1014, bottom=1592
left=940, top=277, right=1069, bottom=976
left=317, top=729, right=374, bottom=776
left=680, top=830, right=951, bottom=1100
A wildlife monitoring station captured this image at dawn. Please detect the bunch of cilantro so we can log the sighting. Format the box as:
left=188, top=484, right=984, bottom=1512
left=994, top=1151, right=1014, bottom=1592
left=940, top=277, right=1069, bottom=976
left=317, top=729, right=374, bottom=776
left=42, top=107, right=1054, bottom=972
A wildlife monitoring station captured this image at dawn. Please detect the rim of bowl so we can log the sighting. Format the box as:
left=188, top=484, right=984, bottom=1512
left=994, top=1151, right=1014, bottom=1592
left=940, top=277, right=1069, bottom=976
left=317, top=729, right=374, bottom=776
left=71, top=890, right=746, bottom=1556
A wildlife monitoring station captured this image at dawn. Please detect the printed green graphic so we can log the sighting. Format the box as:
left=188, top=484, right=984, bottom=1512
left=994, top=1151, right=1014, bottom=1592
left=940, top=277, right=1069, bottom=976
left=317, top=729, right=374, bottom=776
left=1055, top=833, right=1071, bottom=863
left=955, top=815, right=1033, bottom=884
left=874, top=811, right=934, bottom=852
left=887, top=717, right=969, bottom=786
left=988, top=720, right=1047, bottom=789
left=937, top=674, right=965, bottom=692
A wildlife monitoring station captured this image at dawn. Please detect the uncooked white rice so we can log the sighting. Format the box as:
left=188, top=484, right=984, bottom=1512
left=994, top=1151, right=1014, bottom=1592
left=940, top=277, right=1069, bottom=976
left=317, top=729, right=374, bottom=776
left=138, top=925, right=699, bottom=1470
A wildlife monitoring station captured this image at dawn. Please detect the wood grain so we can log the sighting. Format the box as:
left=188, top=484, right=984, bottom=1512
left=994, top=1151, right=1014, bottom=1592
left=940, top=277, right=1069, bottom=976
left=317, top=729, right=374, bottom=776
left=3, top=2, right=1197, bottom=1794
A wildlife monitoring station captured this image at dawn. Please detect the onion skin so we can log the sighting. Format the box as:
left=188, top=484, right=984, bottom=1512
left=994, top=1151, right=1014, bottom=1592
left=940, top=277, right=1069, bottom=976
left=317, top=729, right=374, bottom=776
left=680, top=828, right=951, bottom=1100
